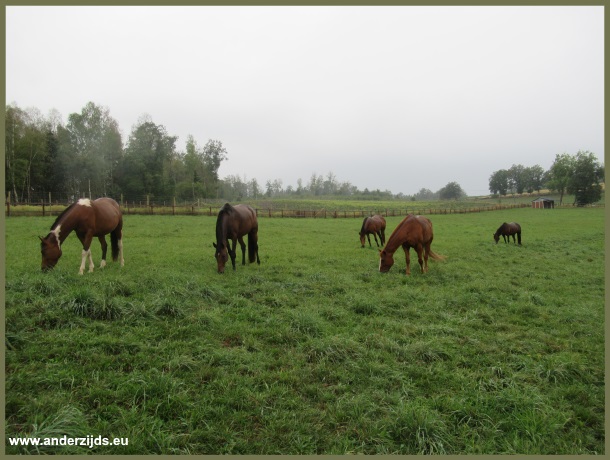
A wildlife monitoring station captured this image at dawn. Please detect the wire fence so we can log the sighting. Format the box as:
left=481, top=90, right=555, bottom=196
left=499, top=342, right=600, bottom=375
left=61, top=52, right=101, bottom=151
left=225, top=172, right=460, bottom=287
left=5, top=200, right=537, bottom=218
left=7, top=192, right=600, bottom=218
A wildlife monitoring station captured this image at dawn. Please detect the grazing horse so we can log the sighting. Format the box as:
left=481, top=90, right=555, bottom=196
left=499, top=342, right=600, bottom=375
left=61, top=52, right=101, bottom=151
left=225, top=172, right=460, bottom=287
left=359, top=215, right=386, bottom=248
left=40, top=197, right=124, bottom=274
left=493, top=222, right=522, bottom=245
left=213, top=203, right=260, bottom=273
left=379, top=214, right=445, bottom=275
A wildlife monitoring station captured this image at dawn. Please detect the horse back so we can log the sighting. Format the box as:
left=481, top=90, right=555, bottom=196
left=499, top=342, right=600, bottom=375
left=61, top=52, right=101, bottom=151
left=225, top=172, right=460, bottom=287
left=229, top=204, right=258, bottom=237
left=91, top=198, right=122, bottom=235
left=365, top=215, right=386, bottom=232
left=389, top=214, right=432, bottom=247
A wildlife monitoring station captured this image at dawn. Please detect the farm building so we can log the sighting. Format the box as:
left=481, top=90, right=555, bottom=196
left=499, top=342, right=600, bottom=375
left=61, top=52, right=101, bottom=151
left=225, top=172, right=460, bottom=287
left=532, top=197, right=555, bottom=209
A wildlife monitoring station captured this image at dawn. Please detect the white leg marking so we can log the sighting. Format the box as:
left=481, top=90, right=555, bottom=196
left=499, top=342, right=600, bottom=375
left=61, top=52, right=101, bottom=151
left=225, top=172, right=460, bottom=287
left=100, top=259, right=107, bottom=268
left=79, top=249, right=87, bottom=275
left=88, top=250, right=94, bottom=273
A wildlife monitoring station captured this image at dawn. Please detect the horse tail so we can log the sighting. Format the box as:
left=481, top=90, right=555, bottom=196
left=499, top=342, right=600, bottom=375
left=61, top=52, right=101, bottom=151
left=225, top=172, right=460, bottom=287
left=248, top=230, right=258, bottom=263
left=429, top=250, right=446, bottom=261
left=111, top=231, right=120, bottom=262
left=517, top=230, right=522, bottom=245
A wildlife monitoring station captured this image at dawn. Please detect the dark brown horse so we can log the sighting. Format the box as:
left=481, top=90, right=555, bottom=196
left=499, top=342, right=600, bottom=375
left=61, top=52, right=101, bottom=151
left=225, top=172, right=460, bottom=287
left=493, top=222, right=522, bottom=245
left=359, top=215, right=386, bottom=248
left=379, top=214, right=445, bottom=275
left=40, top=198, right=124, bottom=274
left=213, top=203, right=260, bottom=273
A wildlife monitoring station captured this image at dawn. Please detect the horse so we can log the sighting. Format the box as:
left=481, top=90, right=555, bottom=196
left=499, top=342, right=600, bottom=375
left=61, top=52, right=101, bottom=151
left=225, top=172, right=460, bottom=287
left=379, top=214, right=445, bottom=275
left=40, top=197, right=124, bottom=274
left=359, top=215, right=386, bottom=248
left=213, top=203, right=260, bottom=273
left=493, top=222, right=522, bottom=245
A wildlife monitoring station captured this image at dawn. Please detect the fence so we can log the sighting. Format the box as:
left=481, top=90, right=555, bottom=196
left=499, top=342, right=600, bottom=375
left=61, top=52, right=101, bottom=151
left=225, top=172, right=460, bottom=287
left=6, top=199, right=534, bottom=218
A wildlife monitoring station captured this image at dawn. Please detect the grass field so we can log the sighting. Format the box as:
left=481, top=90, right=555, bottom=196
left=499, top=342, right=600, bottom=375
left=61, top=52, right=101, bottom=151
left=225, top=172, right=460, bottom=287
left=5, top=207, right=605, bottom=454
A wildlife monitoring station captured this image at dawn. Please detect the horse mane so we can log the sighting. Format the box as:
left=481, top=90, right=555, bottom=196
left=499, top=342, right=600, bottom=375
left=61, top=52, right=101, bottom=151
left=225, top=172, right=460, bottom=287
left=49, top=202, right=78, bottom=230
left=494, top=222, right=508, bottom=235
left=360, top=217, right=368, bottom=234
left=215, top=203, right=234, bottom=249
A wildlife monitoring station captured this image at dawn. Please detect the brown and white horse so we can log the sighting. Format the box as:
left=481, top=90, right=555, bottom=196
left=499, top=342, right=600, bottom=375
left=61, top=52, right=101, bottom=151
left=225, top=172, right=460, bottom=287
left=40, top=198, right=124, bottom=274
left=359, top=215, right=386, bottom=248
left=213, top=203, right=260, bottom=273
left=379, top=214, right=445, bottom=275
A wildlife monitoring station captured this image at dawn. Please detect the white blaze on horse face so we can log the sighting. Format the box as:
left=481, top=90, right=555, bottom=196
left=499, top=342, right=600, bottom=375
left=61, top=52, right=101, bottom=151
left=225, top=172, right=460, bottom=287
left=78, top=198, right=92, bottom=207
left=52, top=225, right=62, bottom=249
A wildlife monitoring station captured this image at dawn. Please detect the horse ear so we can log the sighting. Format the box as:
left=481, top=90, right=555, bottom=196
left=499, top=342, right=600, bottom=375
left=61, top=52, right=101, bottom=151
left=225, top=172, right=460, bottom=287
left=212, top=242, right=217, bottom=248
left=39, top=236, right=44, bottom=241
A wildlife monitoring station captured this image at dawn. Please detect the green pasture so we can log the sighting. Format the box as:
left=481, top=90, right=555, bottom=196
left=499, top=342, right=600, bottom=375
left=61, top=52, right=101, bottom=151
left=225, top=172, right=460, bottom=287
left=4, top=207, right=605, bottom=454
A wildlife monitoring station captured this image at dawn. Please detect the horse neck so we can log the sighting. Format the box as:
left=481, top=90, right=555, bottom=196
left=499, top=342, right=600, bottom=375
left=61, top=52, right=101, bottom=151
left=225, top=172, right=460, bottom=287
left=50, top=207, right=79, bottom=243
left=215, top=214, right=229, bottom=248
left=383, top=222, right=408, bottom=255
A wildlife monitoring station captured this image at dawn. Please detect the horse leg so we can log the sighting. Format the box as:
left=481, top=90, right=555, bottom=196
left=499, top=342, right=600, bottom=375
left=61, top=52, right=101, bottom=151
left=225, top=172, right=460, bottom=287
left=229, top=239, right=238, bottom=270
left=403, top=245, right=411, bottom=276
left=373, top=232, right=379, bottom=247
left=238, top=236, right=246, bottom=265
left=78, top=233, right=94, bottom=275
left=423, top=243, right=430, bottom=273
left=118, top=230, right=125, bottom=266
left=367, top=234, right=372, bottom=247
left=98, top=236, right=108, bottom=268
left=416, top=244, right=425, bottom=274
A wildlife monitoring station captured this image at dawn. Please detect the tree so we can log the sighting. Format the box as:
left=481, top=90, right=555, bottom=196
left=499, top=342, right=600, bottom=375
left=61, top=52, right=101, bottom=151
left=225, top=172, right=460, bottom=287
left=120, top=118, right=177, bottom=197
left=201, top=140, right=228, bottom=197
left=5, top=105, right=53, bottom=203
left=523, top=165, right=545, bottom=194
left=567, top=151, right=604, bottom=206
left=413, top=188, right=436, bottom=201
left=488, top=169, right=509, bottom=196
left=438, top=181, right=466, bottom=200
left=507, top=164, right=526, bottom=195
left=545, top=153, right=575, bottom=205
left=63, top=102, right=123, bottom=197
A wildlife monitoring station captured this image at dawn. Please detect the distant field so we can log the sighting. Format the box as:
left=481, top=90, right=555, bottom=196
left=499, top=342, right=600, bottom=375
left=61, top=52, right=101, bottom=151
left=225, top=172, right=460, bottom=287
left=5, top=207, right=605, bottom=454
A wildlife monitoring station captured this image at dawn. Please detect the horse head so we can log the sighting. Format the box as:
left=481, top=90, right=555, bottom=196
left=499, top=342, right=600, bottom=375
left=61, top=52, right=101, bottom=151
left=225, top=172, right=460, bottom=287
left=493, top=232, right=500, bottom=244
left=378, top=249, right=394, bottom=273
left=359, top=231, right=366, bottom=248
left=40, top=234, right=62, bottom=271
left=213, top=242, right=229, bottom=274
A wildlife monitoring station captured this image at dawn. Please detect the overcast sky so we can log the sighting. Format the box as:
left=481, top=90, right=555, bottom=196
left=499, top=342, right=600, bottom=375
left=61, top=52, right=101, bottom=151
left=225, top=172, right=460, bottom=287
left=6, top=5, right=604, bottom=196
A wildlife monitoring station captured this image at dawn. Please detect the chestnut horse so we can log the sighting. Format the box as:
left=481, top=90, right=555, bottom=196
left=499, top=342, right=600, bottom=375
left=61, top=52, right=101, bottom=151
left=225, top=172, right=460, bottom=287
left=379, top=214, right=445, bottom=275
left=493, top=222, right=522, bottom=245
left=359, top=215, right=386, bottom=248
left=40, top=197, right=124, bottom=274
left=213, top=203, right=260, bottom=273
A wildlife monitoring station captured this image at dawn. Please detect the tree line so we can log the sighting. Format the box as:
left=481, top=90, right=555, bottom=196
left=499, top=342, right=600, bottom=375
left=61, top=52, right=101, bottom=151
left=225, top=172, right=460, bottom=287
left=5, top=101, right=603, bottom=206
left=6, top=102, right=228, bottom=204
left=4, top=102, right=470, bottom=204
left=488, top=152, right=604, bottom=206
